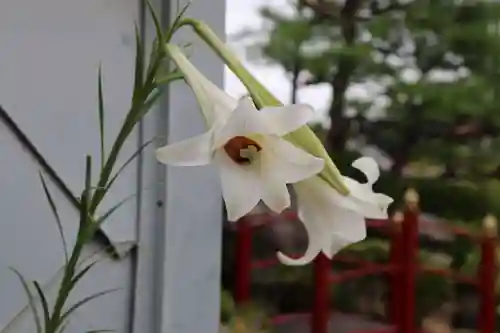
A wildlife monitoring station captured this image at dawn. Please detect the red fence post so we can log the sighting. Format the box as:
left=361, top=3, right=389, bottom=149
left=388, top=211, right=404, bottom=325
left=400, top=189, right=419, bottom=333
left=235, top=216, right=252, bottom=304
left=479, top=214, right=497, bottom=333
left=311, top=253, right=331, bottom=333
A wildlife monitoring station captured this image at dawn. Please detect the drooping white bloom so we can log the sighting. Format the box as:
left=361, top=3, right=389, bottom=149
left=156, top=45, right=325, bottom=221
left=278, top=157, right=394, bottom=266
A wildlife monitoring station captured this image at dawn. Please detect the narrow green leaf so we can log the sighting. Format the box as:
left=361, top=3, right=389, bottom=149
left=103, top=94, right=161, bottom=176
left=85, top=155, right=92, bottom=204
left=144, top=52, right=162, bottom=92
left=143, top=0, right=166, bottom=87
left=145, top=1, right=190, bottom=87
left=89, top=24, right=148, bottom=214
left=56, top=320, right=70, bottom=333
left=104, top=139, right=155, bottom=194
left=59, top=289, right=121, bottom=324
left=97, top=67, right=106, bottom=171
left=154, top=71, right=184, bottom=86
left=146, top=1, right=166, bottom=50
left=76, top=156, right=93, bottom=238
left=95, top=192, right=139, bottom=228
left=39, top=173, right=68, bottom=263
left=133, top=89, right=163, bottom=124
left=75, top=156, right=95, bottom=247
left=9, top=268, right=42, bottom=333
left=89, top=10, right=168, bottom=214
left=68, top=261, right=98, bottom=291
left=0, top=245, right=117, bottom=333
left=88, top=4, right=171, bottom=215
left=166, top=1, right=191, bottom=40
left=133, top=23, right=145, bottom=97
left=32, top=281, right=50, bottom=329
left=120, top=90, right=162, bottom=144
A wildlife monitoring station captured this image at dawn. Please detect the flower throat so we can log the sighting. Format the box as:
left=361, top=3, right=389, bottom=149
left=223, top=136, right=262, bottom=164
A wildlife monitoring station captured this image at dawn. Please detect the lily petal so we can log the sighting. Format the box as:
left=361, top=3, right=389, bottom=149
left=213, top=98, right=270, bottom=147
left=257, top=137, right=323, bottom=214
left=284, top=177, right=367, bottom=265
left=342, top=177, right=393, bottom=219
left=260, top=136, right=324, bottom=184
left=165, top=45, right=236, bottom=126
left=352, top=157, right=380, bottom=185
left=277, top=177, right=327, bottom=265
left=259, top=179, right=290, bottom=215
left=214, top=150, right=262, bottom=221
left=322, top=157, right=393, bottom=219
left=349, top=157, right=393, bottom=216
left=277, top=187, right=323, bottom=265
left=155, top=131, right=213, bottom=166
left=277, top=241, right=322, bottom=266
left=324, top=207, right=366, bottom=258
left=259, top=104, right=315, bottom=136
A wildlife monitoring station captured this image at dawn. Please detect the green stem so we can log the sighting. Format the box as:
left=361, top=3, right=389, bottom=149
left=88, top=109, right=142, bottom=213
left=46, top=225, right=89, bottom=333
left=176, top=19, right=276, bottom=108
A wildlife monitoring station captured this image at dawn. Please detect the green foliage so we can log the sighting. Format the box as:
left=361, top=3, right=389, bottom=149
left=220, top=290, right=271, bottom=333
left=415, top=273, right=453, bottom=320
left=376, top=175, right=500, bottom=221
left=221, top=290, right=236, bottom=324
left=246, top=0, right=500, bottom=218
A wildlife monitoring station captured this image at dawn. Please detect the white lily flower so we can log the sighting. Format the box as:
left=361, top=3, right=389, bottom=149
left=278, top=157, right=394, bottom=266
left=156, top=45, right=325, bottom=221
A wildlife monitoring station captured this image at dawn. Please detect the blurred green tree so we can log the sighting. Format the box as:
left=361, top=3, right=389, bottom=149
left=240, top=0, right=500, bottom=183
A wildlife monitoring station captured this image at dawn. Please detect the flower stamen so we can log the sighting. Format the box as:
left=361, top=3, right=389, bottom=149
left=224, top=136, right=262, bottom=164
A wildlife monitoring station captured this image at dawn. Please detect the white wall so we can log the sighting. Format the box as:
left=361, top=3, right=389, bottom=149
left=0, top=0, right=225, bottom=331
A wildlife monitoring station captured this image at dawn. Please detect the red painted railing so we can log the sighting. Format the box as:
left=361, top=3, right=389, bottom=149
left=232, top=189, right=498, bottom=333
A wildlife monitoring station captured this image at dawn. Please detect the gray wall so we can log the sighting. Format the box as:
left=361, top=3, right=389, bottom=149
left=0, top=0, right=225, bottom=331
left=135, top=0, right=225, bottom=332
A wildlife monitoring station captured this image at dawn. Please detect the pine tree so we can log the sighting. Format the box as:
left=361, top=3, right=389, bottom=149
left=244, top=0, right=500, bottom=180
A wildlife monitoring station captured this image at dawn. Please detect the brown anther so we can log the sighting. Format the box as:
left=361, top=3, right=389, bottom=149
left=223, top=136, right=262, bottom=164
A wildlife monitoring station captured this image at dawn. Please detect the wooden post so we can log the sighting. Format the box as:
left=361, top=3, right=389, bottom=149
left=311, top=253, right=331, bottom=333
left=400, top=189, right=419, bottom=333
left=479, top=214, right=497, bottom=333
left=388, top=211, right=404, bottom=325
left=235, top=217, right=252, bottom=303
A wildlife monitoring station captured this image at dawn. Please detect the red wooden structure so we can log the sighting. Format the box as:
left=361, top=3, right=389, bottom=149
left=232, top=189, right=498, bottom=333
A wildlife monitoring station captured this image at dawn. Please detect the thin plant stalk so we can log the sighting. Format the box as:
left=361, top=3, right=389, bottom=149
left=32, top=3, right=185, bottom=332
